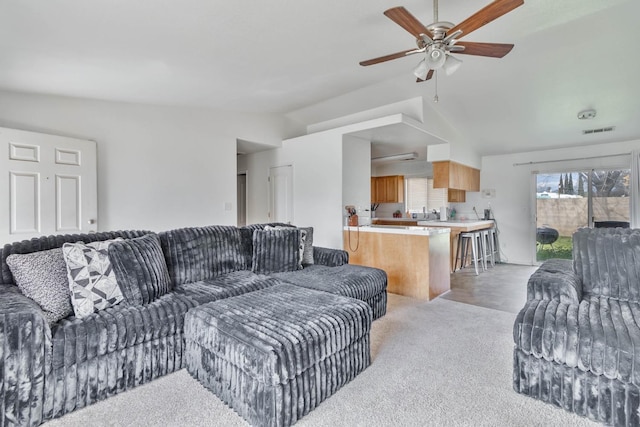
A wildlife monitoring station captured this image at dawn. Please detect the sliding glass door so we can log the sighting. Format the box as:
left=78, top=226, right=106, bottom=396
left=535, top=168, right=630, bottom=262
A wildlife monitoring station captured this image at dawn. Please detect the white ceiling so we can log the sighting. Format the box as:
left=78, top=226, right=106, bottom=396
left=1, top=0, right=638, bottom=156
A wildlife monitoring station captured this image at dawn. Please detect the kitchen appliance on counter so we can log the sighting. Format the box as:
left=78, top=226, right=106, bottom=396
left=440, top=206, right=448, bottom=222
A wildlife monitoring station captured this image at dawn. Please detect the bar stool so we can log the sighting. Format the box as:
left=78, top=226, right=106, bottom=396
left=455, top=231, right=484, bottom=275
left=481, top=229, right=494, bottom=268
left=488, top=226, right=500, bottom=263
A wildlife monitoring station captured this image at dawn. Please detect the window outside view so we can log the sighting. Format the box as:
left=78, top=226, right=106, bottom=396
left=536, top=169, right=630, bottom=262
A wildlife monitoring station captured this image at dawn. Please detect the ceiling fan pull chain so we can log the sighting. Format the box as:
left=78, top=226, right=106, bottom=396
left=434, top=70, right=439, bottom=103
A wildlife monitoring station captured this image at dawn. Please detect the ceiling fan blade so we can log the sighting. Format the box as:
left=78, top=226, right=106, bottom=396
left=455, top=41, right=514, bottom=58
left=448, top=0, right=524, bottom=39
left=416, top=70, right=435, bottom=83
left=359, top=48, right=424, bottom=66
left=384, top=6, right=434, bottom=40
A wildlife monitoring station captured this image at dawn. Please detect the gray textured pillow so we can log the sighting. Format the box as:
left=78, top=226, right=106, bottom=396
left=6, top=248, right=73, bottom=324
left=108, top=233, right=172, bottom=305
left=298, top=226, right=314, bottom=265
left=62, top=239, right=124, bottom=318
left=252, top=228, right=303, bottom=274
left=265, top=225, right=314, bottom=265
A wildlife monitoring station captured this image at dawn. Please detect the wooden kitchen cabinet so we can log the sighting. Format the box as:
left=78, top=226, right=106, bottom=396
left=433, top=161, right=480, bottom=192
left=447, top=189, right=466, bottom=203
left=371, top=175, right=404, bottom=203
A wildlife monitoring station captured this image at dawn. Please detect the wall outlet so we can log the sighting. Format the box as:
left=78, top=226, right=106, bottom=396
left=224, top=202, right=232, bottom=211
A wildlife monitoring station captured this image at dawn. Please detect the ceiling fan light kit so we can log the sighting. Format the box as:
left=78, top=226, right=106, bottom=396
left=442, top=54, right=462, bottom=76
left=426, top=45, right=447, bottom=69
left=413, top=59, right=430, bottom=80
left=360, top=0, right=524, bottom=84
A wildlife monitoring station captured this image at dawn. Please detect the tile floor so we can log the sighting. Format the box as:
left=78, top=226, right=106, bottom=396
left=440, top=262, right=538, bottom=314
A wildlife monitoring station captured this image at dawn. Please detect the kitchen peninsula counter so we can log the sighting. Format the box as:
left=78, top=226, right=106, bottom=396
left=343, top=225, right=450, bottom=300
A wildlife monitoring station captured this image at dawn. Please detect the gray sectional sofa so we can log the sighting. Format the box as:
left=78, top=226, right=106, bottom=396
left=513, top=227, right=640, bottom=426
left=0, top=223, right=387, bottom=426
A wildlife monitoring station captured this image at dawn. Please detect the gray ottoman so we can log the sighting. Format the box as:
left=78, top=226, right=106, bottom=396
left=184, top=283, right=373, bottom=427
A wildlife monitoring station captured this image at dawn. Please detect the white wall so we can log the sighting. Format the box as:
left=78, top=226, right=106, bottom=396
left=342, top=135, right=371, bottom=224
left=457, top=139, right=640, bottom=265
left=0, top=90, right=284, bottom=232
left=243, top=130, right=344, bottom=248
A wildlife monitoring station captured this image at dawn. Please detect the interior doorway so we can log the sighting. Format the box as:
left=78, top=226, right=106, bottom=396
left=269, top=165, right=293, bottom=224
left=237, top=172, right=247, bottom=227
left=535, top=168, right=630, bottom=262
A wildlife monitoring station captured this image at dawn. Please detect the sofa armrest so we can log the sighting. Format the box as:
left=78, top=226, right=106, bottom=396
left=312, top=247, right=349, bottom=267
left=0, top=284, right=51, bottom=425
left=526, top=259, right=582, bottom=304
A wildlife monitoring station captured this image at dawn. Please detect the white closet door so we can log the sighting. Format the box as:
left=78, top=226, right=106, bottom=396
left=0, top=127, right=98, bottom=245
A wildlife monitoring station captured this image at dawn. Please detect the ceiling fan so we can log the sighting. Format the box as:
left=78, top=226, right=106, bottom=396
left=360, top=0, right=524, bottom=82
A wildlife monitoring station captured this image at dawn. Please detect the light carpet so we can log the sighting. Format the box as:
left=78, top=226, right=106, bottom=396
left=44, top=294, right=597, bottom=427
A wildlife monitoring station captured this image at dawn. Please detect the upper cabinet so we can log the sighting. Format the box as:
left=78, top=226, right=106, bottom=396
left=432, top=161, right=480, bottom=202
left=432, top=161, right=480, bottom=191
left=371, top=175, right=404, bottom=203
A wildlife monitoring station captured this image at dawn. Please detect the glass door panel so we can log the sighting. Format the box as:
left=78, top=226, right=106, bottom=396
left=535, top=168, right=631, bottom=263
left=590, top=169, right=631, bottom=228
left=536, top=172, right=586, bottom=261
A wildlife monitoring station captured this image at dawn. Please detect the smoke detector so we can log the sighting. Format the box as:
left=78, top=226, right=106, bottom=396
left=577, top=109, right=596, bottom=120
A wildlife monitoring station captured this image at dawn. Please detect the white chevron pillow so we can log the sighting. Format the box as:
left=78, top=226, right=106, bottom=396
left=62, top=239, right=124, bottom=318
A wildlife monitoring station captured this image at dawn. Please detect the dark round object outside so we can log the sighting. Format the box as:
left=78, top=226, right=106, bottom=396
left=536, top=227, right=559, bottom=245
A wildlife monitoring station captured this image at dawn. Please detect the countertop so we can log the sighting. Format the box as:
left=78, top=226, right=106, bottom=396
left=416, top=219, right=495, bottom=228
left=344, top=225, right=450, bottom=236
left=372, top=217, right=425, bottom=222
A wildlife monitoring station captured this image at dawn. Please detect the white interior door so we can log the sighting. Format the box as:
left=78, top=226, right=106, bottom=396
left=0, top=127, right=98, bottom=244
left=269, top=165, right=293, bottom=224
left=237, top=173, right=247, bottom=227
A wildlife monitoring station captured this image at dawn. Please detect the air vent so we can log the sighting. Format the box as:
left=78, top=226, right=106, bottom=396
left=582, top=126, right=615, bottom=135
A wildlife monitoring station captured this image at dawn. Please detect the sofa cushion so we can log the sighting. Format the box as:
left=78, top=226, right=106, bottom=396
left=572, top=228, right=640, bottom=302
left=108, top=233, right=171, bottom=305
left=251, top=228, right=303, bottom=274
left=514, top=296, right=640, bottom=386
left=270, top=264, right=387, bottom=301
left=51, top=292, right=196, bottom=370
left=173, top=270, right=281, bottom=305
left=527, top=259, right=582, bottom=304
left=6, top=248, right=73, bottom=323
left=62, top=239, right=124, bottom=318
left=0, top=230, right=150, bottom=286
left=159, top=226, right=248, bottom=286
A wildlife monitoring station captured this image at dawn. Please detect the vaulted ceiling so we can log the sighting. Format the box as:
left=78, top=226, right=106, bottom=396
left=1, top=0, right=638, bottom=156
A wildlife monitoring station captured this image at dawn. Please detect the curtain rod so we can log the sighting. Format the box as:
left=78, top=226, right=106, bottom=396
left=513, top=152, right=631, bottom=167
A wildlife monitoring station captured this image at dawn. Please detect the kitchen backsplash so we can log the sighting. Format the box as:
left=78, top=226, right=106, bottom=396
left=372, top=204, right=483, bottom=220
left=372, top=203, right=404, bottom=218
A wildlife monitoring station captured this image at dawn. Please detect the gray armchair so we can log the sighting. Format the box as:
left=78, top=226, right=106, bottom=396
left=513, top=227, right=640, bottom=426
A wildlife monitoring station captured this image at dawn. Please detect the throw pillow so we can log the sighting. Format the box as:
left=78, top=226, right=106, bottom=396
left=6, top=248, right=73, bottom=324
left=265, top=225, right=314, bottom=265
left=298, top=226, right=314, bottom=265
left=252, top=228, right=303, bottom=274
left=108, top=233, right=172, bottom=305
left=62, top=239, right=124, bottom=318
